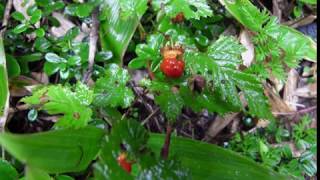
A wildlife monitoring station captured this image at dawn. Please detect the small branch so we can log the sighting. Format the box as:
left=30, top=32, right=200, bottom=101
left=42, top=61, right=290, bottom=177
left=0, top=0, right=12, bottom=36
left=147, top=61, right=155, bottom=80
left=160, top=124, right=173, bottom=159
left=272, top=106, right=317, bottom=116
left=83, top=8, right=99, bottom=84
left=141, top=107, right=160, bottom=125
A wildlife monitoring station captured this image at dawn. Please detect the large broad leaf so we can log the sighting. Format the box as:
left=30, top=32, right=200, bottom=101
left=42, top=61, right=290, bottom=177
left=0, top=37, right=9, bottom=117
left=99, top=0, right=148, bottom=65
left=0, top=126, right=105, bottom=173
left=219, top=0, right=316, bottom=62
left=148, top=134, right=289, bottom=180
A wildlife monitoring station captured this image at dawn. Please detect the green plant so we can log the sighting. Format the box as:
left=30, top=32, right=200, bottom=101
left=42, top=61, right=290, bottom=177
left=228, top=116, right=317, bottom=179
left=0, top=0, right=316, bottom=179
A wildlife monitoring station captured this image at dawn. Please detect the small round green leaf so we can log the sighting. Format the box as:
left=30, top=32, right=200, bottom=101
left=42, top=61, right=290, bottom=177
left=34, top=37, right=51, bottom=52
left=44, top=61, right=59, bottom=75
left=29, top=9, right=42, bottom=24
left=35, top=28, right=45, bottom=37
left=45, top=53, right=63, bottom=63
left=11, top=11, right=25, bottom=22
left=13, top=23, right=29, bottom=34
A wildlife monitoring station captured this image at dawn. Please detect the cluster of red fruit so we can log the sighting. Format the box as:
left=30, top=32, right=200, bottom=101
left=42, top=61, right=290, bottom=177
left=160, top=46, right=185, bottom=78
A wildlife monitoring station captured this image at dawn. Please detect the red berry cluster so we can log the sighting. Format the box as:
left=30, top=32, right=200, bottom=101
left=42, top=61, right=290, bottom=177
left=160, top=46, right=185, bottom=78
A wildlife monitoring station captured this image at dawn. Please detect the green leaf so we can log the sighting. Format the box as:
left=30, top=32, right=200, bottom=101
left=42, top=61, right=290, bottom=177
left=35, top=28, right=45, bottom=37
left=149, top=82, right=184, bottom=121
left=137, top=159, right=190, bottom=180
left=186, top=36, right=271, bottom=119
left=25, top=166, right=51, bottom=180
left=22, top=83, right=93, bottom=128
left=29, top=9, right=42, bottom=24
left=99, top=0, right=148, bottom=64
left=95, top=51, right=113, bottom=62
left=95, top=119, right=148, bottom=179
left=0, top=126, right=104, bottom=173
left=152, top=0, right=213, bottom=20
left=6, top=54, right=20, bottom=78
left=55, top=175, right=74, bottom=180
left=0, top=159, right=18, bottom=180
left=119, top=0, right=148, bottom=19
left=94, top=64, right=134, bottom=108
left=148, top=134, right=288, bottom=179
left=13, top=23, right=29, bottom=34
left=45, top=52, right=65, bottom=63
left=128, top=33, right=165, bottom=69
left=34, top=37, right=51, bottom=52
left=11, top=11, right=25, bottom=22
left=219, top=0, right=317, bottom=77
left=43, top=61, right=59, bottom=75
left=299, top=0, right=317, bottom=4
left=76, top=4, right=94, bottom=18
left=0, top=37, right=9, bottom=116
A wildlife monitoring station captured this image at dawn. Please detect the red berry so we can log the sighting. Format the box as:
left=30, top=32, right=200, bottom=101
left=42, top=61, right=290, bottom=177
left=160, top=58, right=185, bottom=78
left=117, top=153, right=132, bottom=173
left=171, top=12, right=184, bottom=23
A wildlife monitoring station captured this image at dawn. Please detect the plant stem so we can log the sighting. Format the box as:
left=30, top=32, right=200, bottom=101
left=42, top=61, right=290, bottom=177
left=161, top=123, right=172, bottom=159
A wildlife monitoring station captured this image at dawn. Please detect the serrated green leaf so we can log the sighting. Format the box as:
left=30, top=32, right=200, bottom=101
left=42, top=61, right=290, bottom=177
left=219, top=0, right=317, bottom=80
left=94, top=64, right=134, bottom=108
left=153, top=0, right=213, bottom=20
left=44, top=85, right=93, bottom=128
left=0, top=126, right=105, bottom=173
left=22, top=83, right=93, bottom=128
left=186, top=36, right=271, bottom=119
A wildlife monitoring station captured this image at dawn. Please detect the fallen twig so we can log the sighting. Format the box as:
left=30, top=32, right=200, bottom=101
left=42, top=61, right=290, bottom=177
left=0, top=0, right=13, bottom=36
left=272, top=105, right=317, bottom=116
left=83, top=8, right=99, bottom=84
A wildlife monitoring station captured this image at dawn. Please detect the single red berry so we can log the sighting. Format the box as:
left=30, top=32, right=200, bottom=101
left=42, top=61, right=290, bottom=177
left=171, top=12, right=184, bottom=23
left=117, top=153, right=132, bottom=173
left=160, top=58, right=185, bottom=78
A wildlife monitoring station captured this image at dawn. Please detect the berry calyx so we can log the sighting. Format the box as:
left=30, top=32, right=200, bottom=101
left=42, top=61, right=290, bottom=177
left=117, top=153, right=132, bottom=173
left=160, top=58, right=185, bottom=78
